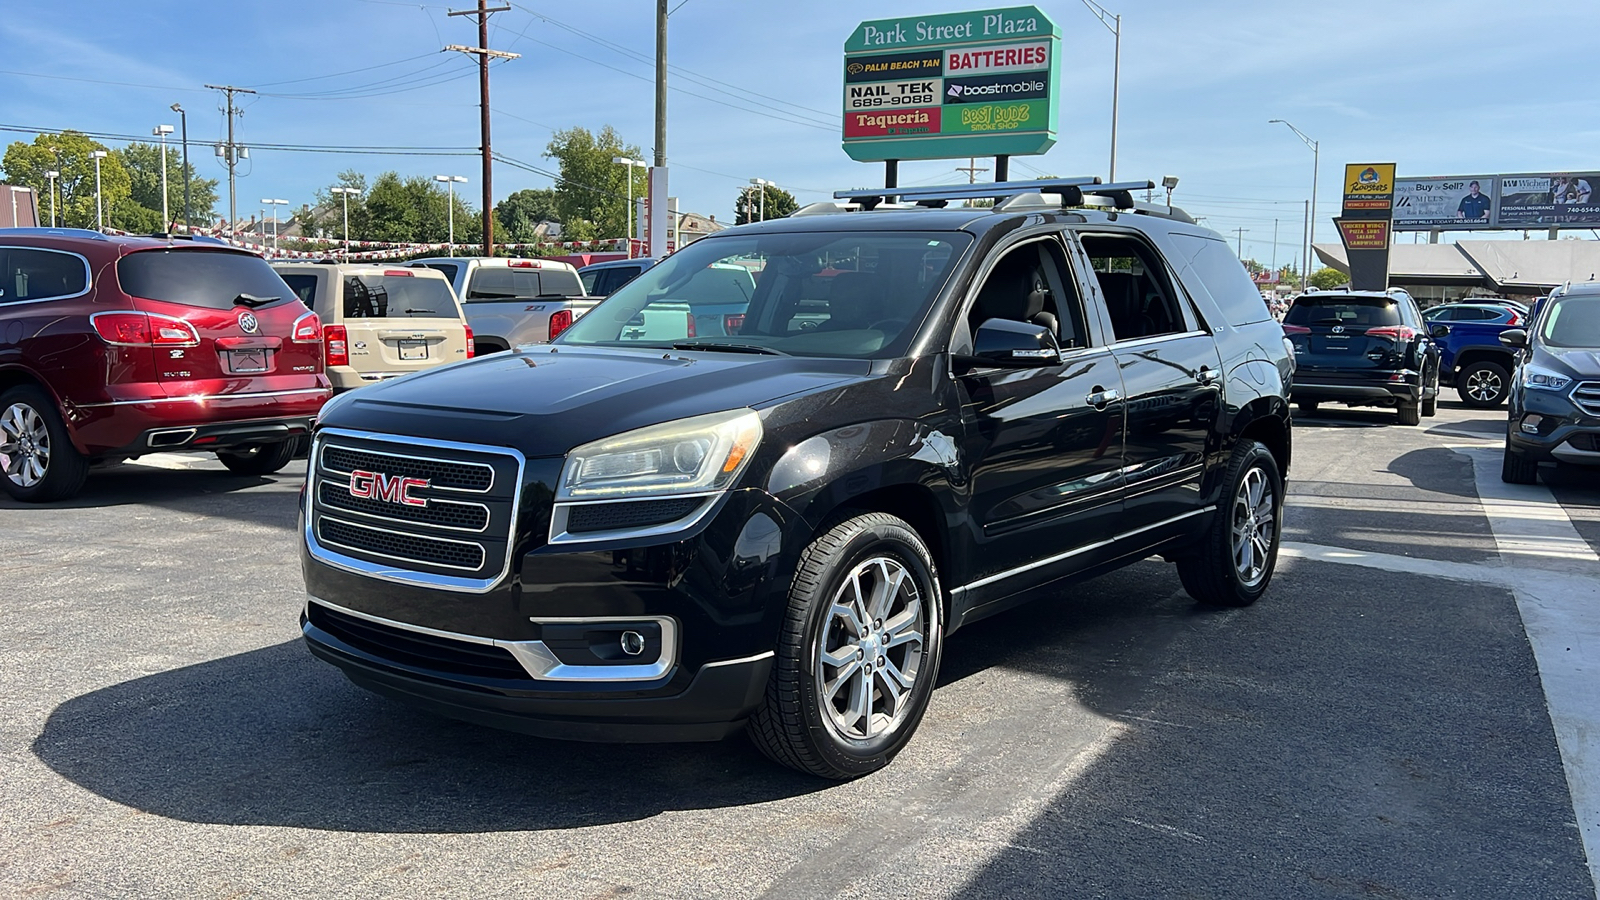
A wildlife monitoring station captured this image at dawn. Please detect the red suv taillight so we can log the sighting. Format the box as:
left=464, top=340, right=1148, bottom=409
left=291, top=311, right=322, bottom=342
left=724, top=314, right=745, bottom=334
left=1505, top=310, right=1521, bottom=326
left=91, top=311, right=200, bottom=347
left=464, top=324, right=475, bottom=358
left=324, top=324, right=349, bottom=367
left=549, top=309, right=573, bottom=340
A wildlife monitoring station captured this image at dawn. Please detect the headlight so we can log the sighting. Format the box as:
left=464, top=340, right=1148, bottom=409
left=557, top=408, right=763, bottom=501
left=1523, top=365, right=1572, bottom=391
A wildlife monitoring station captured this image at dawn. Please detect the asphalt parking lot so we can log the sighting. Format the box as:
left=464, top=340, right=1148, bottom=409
left=3, top=402, right=1599, bottom=899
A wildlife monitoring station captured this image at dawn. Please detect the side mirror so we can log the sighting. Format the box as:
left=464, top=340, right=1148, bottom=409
left=959, top=318, right=1061, bottom=369
left=1498, top=328, right=1528, bottom=349
left=1429, top=323, right=1451, bottom=339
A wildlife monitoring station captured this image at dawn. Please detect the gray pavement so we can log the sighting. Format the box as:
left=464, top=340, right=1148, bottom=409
left=1, top=401, right=1597, bottom=898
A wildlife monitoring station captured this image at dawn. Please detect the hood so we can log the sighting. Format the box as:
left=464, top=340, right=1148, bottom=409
left=319, top=345, right=874, bottom=458
left=1539, top=346, right=1600, bottom=378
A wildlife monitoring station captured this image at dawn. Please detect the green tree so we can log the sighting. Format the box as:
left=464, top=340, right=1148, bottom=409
left=113, top=142, right=219, bottom=229
left=1308, top=267, right=1347, bottom=290
left=544, top=126, right=645, bottom=242
left=1, top=131, right=130, bottom=229
left=497, top=188, right=560, bottom=243
left=733, top=183, right=799, bottom=225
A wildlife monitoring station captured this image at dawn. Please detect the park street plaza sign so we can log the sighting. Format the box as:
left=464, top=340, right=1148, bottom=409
left=842, top=6, right=1061, bottom=163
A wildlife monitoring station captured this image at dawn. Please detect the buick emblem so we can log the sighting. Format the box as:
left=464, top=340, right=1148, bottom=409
left=238, top=311, right=260, bottom=334
left=348, top=469, right=429, bottom=507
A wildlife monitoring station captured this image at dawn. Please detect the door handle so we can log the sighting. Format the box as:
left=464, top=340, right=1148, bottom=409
left=1196, top=367, right=1218, bottom=385
left=1086, top=387, right=1120, bottom=408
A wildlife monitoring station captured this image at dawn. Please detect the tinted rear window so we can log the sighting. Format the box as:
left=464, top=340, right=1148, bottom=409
left=1284, top=296, right=1402, bottom=328
left=1170, top=234, right=1271, bottom=328
left=118, top=250, right=292, bottom=310
left=420, top=262, right=459, bottom=283
left=465, top=266, right=582, bottom=301
left=342, top=274, right=457, bottom=319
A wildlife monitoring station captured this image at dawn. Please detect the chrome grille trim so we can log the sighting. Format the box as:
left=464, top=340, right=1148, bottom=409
left=1573, top=382, right=1600, bottom=417
left=315, top=480, right=491, bottom=533
left=318, top=443, right=496, bottom=494
left=304, top=428, right=525, bottom=594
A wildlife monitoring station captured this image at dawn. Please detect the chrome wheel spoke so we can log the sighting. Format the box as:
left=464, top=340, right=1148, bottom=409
left=820, top=642, right=860, bottom=669
left=816, top=553, right=928, bottom=742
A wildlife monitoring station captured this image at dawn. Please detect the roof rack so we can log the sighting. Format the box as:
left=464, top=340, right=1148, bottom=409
left=0, top=227, right=110, bottom=241
left=822, top=178, right=1198, bottom=222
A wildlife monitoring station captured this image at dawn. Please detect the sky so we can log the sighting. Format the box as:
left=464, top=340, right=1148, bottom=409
left=1, top=0, right=1595, bottom=264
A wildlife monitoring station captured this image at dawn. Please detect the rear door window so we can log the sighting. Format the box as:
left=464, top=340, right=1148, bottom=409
left=0, top=247, right=89, bottom=303
left=118, top=250, right=292, bottom=310
left=419, top=262, right=459, bottom=284
left=342, top=274, right=458, bottom=319
left=1283, top=296, right=1403, bottom=328
left=1078, top=234, right=1193, bottom=341
left=279, top=272, right=319, bottom=309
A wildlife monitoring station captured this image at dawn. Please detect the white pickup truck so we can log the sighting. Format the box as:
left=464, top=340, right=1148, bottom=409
left=407, top=257, right=600, bottom=353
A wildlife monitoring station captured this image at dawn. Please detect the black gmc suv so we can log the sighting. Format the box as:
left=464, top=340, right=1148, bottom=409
left=299, top=180, right=1295, bottom=779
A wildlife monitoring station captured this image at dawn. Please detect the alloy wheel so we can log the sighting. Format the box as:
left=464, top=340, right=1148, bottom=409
left=1231, top=466, right=1276, bottom=587
left=815, top=556, right=927, bottom=742
left=0, top=402, right=51, bottom=488
left=1466, top=369, right=1503, bottom=403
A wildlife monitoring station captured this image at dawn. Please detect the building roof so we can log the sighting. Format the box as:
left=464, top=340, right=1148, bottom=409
left=1313, top=238, right=1600, bottom=291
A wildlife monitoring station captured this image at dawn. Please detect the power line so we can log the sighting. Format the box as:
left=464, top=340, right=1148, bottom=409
left=245, top=51, right=440, bottom=88
left=0, top=122, right=477, bottom=155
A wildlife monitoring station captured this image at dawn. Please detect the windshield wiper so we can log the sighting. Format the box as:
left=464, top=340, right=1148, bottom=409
left=671, top=341, right=788, bottom=356
left=232, top=293, right=281, bottom=308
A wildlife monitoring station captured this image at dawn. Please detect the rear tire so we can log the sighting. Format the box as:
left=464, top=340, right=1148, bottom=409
left=747, top=512, right=943, bottom=779
left=1177, top=439, right=1282, bottom=608
left=1396, top=402, right=1421, bottom=426
left=1457, top=361, right=1509, bottom=408
left=1296, top=400, right=1319, bottom=415
left=1501, top=447, right=1539, bottom=485
left=216, top=441, right=297, bottom=476
left=0, top=385, right=90, bottom=502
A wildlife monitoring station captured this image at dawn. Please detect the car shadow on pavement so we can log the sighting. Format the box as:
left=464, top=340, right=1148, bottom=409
left=0, top=464, right=303, bottom=529
left=30, top=637, right=826, bottom=833
left=1290, top=407, right=1397, bottom=428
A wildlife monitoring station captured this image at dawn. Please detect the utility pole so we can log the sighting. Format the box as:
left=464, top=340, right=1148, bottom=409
left=205, top=84, right=255, bottom=232
left=1235, top=227, right=1249, bottom=258
left=447, top=0, right=517, bottom=258
left=655, top=0, right=667, bottom=169
left=956, top=157, right=989, bottom=184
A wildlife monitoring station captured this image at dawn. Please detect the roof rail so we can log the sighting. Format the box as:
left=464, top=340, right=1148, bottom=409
left=834, top=178, right=1160, bottom=211
left=0, top=227, right=110, bottom=241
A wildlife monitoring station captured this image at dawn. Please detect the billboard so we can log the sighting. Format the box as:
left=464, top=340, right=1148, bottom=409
left=842, top=7, right=1061, bottom=163
left=1391, top=172, right=1600, bottom=231
left=1341, top=163, right=1395, bottom=212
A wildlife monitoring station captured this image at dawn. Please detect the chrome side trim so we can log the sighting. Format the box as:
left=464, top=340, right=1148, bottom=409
left=306, top=596, right=677, bottom=683
left=76, top=387, right=332, bottom=408
left=547, top=492, right=722, bottom=546
left=1108, top=329, right=1209, bottom=351
left=700, top=650, right=776, bottom=669
left=304, top=428, right=525, bottom=594
left=952, top=505, right=1217, bottom=595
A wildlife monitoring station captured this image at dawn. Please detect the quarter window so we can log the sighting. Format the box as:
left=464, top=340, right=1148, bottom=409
left=1078, top=235, right=1189, bottom=341
left=0, top=247, right=89, bottom=304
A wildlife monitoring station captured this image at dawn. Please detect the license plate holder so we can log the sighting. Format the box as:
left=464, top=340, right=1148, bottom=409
left=398, top=340, right=429, bottom=361
left=225, top=349, right=269, bottom=373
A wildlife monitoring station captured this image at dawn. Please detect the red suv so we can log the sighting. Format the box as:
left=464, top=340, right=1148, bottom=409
left=0, top=228, right=331, bottom=501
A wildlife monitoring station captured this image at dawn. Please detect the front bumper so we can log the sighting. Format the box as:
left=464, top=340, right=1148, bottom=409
left=1507, top=389, right=1600, bottom=467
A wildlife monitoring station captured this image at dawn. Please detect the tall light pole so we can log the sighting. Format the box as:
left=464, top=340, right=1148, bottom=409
left=749, top=178, right=774, bottom=222
left=153, top=124, right=174, bottom=230
left=1079, top=0, right=1121, bottom=181
left=1270, top=119, right=1319, bottom=287
left=330, top=187, right=360, bottom=257
left=44, top=171, right=59, bottom=227
left=170, top=103, right=191, bottom=232
left=612, top=157, right=645, bottom=257
left=433, top=175, right=468, bottom=255
left=262, top=198, right=288, bottom=256
left=90, top=150, right=108, bottom=230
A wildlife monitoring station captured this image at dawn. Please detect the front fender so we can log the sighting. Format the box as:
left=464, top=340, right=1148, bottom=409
left=763, top=418, right=961, bottom=532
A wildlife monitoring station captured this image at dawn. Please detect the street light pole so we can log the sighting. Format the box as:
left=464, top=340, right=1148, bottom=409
left=90, top=150, right=108, bottom=230
left=153, top=124, right=174, bottom=230
left=433, top=175, right=467, bottom=255
left=170, top=104, right=190, bottom=232
left=749, top=178, right=773, bottom=222
left=262, top=199, right=288, bottom=256
left=44, top=171, right=58, bottom=227
left=330, top=187, right=359, bottom=258
left=1270, top=119, right=1319, bottom=286
left=1080, top=0, right=1121, bottom=181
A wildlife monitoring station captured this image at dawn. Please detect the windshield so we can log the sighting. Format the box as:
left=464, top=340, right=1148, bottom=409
left=1539, top=295, right=1600, bottom=349
left=1283, top=296, right=1402, bottom=328
left=556, top=231, right=971, bottom=359
left=343, top=274, right=458, bottom=319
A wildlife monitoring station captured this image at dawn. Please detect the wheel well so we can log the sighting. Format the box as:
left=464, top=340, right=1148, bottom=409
left=0, top=367, right=49, bottom=400
left=831, top=484, right=948, bottom=593
left=1239, top=413, right=1290, bottom=475
left=475, top=337, right=510, bottom=353
left=1454, top=348, right=1512, bottom=373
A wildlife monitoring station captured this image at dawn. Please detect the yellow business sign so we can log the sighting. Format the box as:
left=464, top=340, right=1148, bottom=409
left=1343, top=163, right=1397, bottom=211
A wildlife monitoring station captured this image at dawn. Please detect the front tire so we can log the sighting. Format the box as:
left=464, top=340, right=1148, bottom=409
left=1457, top=361, right=1509, bottom=408
left=1177, top=439, right=1283, bottom=608
left=748, top=513, right=943, bottom=779
left=1501, top=447, right=1539, bottom=485
left=216, top=441, right=297, bottom=476
left=0, top=386, right=90, bottom=502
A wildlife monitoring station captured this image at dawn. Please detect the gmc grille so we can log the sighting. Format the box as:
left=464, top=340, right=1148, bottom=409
left=307, top=431, right=524, bottom=591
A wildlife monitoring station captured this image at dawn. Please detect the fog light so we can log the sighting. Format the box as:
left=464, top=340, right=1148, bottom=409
left=1522, top=415, right=1544, bottom=435
left=620, top=630, right=645, bottom=656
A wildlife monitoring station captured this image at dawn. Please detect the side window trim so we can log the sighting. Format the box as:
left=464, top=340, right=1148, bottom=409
left=0, top=245, right=94, bottom=305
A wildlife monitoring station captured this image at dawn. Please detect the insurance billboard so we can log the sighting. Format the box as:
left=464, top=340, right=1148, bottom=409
left=1496, top=173, right=1600, bottom=227
left=1392, top=172, right=1600, bottom=230
left=842, top=7, right=1061, bottom=162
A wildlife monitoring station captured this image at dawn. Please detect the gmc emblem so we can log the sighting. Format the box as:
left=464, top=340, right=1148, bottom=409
left=349, top=470, right=429, bottom=507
